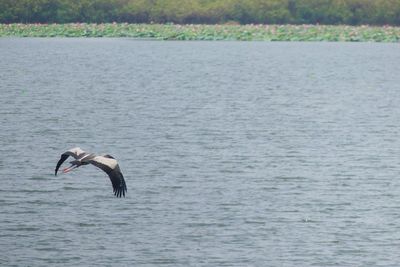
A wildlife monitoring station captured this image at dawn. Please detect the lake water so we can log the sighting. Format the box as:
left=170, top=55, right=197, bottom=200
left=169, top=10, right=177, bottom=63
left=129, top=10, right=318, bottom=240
left=1, top=38, right=400, bottom=266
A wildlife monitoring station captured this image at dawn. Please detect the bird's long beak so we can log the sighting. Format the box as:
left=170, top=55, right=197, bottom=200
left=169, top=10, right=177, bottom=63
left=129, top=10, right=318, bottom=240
left=63, top=165, right=78, bottom=173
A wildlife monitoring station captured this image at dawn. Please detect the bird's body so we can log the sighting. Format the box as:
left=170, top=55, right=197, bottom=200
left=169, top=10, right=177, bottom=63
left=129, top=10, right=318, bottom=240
left=55, top=147, right=127, bottom=197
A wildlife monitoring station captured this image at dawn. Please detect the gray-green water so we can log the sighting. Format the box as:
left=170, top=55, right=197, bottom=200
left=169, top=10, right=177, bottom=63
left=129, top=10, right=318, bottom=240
left=1, top=39, right=400, bottom=266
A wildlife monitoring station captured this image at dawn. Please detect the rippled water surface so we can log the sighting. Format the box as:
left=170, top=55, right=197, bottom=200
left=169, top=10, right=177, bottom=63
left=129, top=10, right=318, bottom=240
left=1, top=38, right=400, bottom=266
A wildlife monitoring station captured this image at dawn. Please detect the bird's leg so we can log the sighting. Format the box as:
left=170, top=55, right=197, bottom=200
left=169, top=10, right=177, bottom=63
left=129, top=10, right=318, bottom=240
left=63, top=164, right=78, bottom=173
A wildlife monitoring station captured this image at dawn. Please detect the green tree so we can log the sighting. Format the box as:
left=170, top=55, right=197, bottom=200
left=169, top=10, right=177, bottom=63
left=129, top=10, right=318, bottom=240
left=0, top=0, right=400, bottom=25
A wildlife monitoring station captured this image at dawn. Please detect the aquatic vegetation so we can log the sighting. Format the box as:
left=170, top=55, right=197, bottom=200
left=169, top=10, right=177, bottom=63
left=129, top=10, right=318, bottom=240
left=0, top=23, right=399, bottom=42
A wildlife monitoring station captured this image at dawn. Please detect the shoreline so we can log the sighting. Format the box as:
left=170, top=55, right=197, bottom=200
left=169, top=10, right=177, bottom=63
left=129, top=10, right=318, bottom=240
left=1, top=23, right=399, bottom=42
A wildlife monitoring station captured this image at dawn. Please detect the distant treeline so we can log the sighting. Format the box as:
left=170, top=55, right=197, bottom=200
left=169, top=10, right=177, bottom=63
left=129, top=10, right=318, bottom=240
left=1, top=0, right=400, bottom=25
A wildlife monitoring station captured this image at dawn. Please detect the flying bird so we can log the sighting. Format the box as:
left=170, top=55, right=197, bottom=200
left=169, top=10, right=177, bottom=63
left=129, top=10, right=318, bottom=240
left=55, top=147, right=127, bottom=197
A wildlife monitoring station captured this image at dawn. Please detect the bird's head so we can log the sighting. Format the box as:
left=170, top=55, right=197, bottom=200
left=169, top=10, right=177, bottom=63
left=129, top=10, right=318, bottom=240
left=62, top=160, right=82, bottom=174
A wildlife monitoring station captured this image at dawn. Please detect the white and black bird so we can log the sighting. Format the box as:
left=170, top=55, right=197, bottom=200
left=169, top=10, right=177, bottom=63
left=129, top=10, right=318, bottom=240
left=55, top=147, right=127, bottom=197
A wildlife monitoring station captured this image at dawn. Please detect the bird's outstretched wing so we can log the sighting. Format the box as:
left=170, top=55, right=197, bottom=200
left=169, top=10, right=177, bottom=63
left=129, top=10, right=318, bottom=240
left=88, top=156, right=127, bottom=197
left=55, top=147, right=86, bottom=176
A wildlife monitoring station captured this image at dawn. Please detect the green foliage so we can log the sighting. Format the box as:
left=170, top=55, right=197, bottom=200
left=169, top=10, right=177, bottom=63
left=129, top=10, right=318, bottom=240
left=0, top=0, right=400, bottom=25
left=1, top=23, right=399, bottom=42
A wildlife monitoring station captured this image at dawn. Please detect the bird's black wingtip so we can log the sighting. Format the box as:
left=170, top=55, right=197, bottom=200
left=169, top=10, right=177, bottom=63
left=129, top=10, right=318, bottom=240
left=113, top=188, right=127, bottom=198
